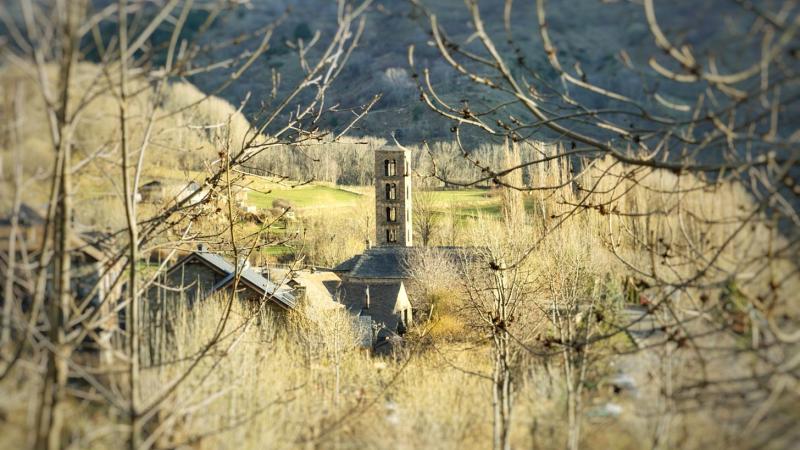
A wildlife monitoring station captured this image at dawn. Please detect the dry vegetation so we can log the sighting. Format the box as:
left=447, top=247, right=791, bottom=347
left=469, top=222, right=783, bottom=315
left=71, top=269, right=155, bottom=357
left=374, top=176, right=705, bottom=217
left=1, top=1, right=797, bottom=449
left=4, top=153, right=791, bottom=450
left=2, top=95, right=796, bottom=448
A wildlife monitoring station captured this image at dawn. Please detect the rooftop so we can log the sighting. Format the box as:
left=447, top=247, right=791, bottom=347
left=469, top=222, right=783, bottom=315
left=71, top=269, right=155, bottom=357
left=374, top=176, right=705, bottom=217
left=169, top=251, right=297, bottom=309
left=339, top=246, right=470, bottom=280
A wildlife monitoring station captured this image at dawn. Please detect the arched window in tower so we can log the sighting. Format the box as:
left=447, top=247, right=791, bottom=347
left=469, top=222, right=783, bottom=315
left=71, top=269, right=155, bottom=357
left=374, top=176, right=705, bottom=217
left=385, top=159, right=396, bottom=176
left=386, top=183, right=397, bottom=200
left=387, top=228, right=397, bottom=243
left=386, top=206, right=397, bottom=222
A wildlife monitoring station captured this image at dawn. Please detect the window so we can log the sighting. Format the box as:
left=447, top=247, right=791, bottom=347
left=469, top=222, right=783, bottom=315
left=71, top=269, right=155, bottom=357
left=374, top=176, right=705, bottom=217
left=405, top=160, right=410, bottom=176
left=386, top=183, right=396, bottom=200
left=386, top=207, right=397, bottom=222
left=406, top=185, right=409, bottom=200
left=387, top=228, right=397, bottom=243
left=384, top=159, right=396, bottom=176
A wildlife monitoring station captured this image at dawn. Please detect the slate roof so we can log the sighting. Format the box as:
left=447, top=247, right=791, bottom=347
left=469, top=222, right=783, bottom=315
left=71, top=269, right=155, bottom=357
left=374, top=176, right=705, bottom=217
left=168, top=251, right=296, bottom=309
left=332, top=254, right=361, bottom=273
left=0, top=204, right=45, bottom=226
left=239, top=269, right=296, bottom=307
left=340, top=246, right=470, bottom=281
left=0, top=204, right=111, bottom=262
left=347, top=247, right=413, bottom=279
left=140, top=180, right=163, bottom=190
left=185, top=251, right=235, bottom=274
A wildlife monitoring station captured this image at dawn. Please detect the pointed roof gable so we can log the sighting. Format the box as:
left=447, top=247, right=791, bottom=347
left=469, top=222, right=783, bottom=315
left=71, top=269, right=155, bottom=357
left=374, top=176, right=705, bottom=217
left=394, top=281, right=411, bottom=314
left=167, top=250, right=296, bottom=309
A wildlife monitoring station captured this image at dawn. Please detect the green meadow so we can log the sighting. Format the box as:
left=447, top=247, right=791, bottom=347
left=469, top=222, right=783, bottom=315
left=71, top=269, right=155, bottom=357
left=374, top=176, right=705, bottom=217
left=247, top=184, right=363, bottom=211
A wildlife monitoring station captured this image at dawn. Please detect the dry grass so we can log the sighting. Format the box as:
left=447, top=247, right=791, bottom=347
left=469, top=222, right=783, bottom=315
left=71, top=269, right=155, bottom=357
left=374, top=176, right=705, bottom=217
left=1, top=62, right=795, bottom=448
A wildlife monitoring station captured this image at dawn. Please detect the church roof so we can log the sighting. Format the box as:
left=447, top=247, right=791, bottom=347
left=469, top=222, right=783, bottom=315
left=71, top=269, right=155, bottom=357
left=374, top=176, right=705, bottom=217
left=339, top=246, right=470, bottom=281
left=332, top=254, right=361, bottom=273
left=347, top=247, right=414, bottom=279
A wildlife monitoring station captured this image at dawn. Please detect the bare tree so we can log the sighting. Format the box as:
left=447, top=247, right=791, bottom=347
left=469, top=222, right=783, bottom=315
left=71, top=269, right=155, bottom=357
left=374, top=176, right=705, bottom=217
left=460, top=219, right=539, bottom=450
left=412, top=188, right=441, bottom=247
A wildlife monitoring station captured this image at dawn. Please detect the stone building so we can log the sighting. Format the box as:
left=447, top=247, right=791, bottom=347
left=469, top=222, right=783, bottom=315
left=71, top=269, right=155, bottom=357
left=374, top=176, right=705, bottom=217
left=333, top=246, right=415, bottom=343
left=334, top=146, right=473, bottom=349
left=0, top=204, right=123, bottom=356
left=374, top=146, right=412, bottom=247
left=333, top=147, right=418, bottom=348
left=137, top=180, right=165, bottom=203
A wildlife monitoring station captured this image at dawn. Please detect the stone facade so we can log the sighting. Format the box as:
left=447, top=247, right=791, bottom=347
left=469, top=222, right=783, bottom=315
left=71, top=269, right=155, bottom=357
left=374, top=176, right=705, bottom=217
left=374, top=146, right=412, bottom=247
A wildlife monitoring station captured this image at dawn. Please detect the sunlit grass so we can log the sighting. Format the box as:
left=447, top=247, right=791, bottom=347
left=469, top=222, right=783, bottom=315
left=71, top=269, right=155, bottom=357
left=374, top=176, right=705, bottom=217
left=248, top=184, right=362, bottom=210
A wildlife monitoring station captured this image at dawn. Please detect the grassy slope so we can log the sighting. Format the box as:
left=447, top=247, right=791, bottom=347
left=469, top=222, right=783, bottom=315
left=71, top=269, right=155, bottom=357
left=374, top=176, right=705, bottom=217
left=247, top=183, right=362, bottom=211
left=428, top=189, right=542, bottom=219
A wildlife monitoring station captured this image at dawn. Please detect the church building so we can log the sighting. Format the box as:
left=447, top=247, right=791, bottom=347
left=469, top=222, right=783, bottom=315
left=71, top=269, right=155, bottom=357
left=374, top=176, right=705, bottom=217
left=333, top=146, right=468, bottom=348
left=334, top=147, right=416, bottom=345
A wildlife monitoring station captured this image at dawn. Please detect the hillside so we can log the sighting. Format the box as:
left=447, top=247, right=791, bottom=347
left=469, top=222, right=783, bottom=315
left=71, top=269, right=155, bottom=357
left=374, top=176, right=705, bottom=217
left=181, top=0, right=750, bottom=144
left=0, top=62, right=255, bottom=223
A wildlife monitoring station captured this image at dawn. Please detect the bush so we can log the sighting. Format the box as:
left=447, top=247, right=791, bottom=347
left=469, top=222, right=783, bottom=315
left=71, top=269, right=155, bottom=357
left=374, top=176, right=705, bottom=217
left=272, top=198, right=293, bottom=210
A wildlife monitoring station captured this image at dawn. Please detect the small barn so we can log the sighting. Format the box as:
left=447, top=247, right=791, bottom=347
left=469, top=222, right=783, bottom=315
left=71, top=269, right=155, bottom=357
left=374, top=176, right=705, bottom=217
left=267, top=268, right=343, bottom=317
left=163, top=248, right=296, bottom=311
left=138, top=180, right=165, bottom=203
left=174, top=180, right=204, bottom=205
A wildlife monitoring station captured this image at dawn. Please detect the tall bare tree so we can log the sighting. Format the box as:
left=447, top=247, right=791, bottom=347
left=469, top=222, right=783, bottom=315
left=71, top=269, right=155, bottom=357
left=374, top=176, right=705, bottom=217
left=460, top=219, right=539, bottom=450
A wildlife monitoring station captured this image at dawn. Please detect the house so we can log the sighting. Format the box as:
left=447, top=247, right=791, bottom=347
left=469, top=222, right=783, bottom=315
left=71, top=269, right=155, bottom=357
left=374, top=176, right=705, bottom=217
left=265, top=267, right=344, bottom=322
left=272, top=269, right=340, bottom=308
left=140, top=180, right=209, bottom=207
left=174, top=180, right=204, bottom=205
left=1, top=204, right=123, bottom=306
left=0, top=203, right=46, bottom=250
left=231, top=185, right=250, bottom=205
left=163, top=247, right=297, bottom=312
left=138, top=180, right=165, bottom=203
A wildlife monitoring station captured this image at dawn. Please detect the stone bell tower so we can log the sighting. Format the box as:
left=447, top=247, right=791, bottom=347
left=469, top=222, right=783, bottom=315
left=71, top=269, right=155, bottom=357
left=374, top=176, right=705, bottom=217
left=374, top=146, right=412, bottom=247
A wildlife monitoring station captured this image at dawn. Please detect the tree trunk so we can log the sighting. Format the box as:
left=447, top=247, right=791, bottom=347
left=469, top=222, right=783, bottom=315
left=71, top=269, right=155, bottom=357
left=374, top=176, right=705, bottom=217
left=34, top=2, right=81, bottom=446
left=492, top=266, right=512, bottom=450
left=118, top=2, right=141, bottom=448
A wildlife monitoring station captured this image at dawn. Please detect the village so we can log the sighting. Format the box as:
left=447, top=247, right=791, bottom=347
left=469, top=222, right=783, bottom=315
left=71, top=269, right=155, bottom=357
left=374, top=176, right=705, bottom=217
left=2, top=147, right=441, bottom=352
